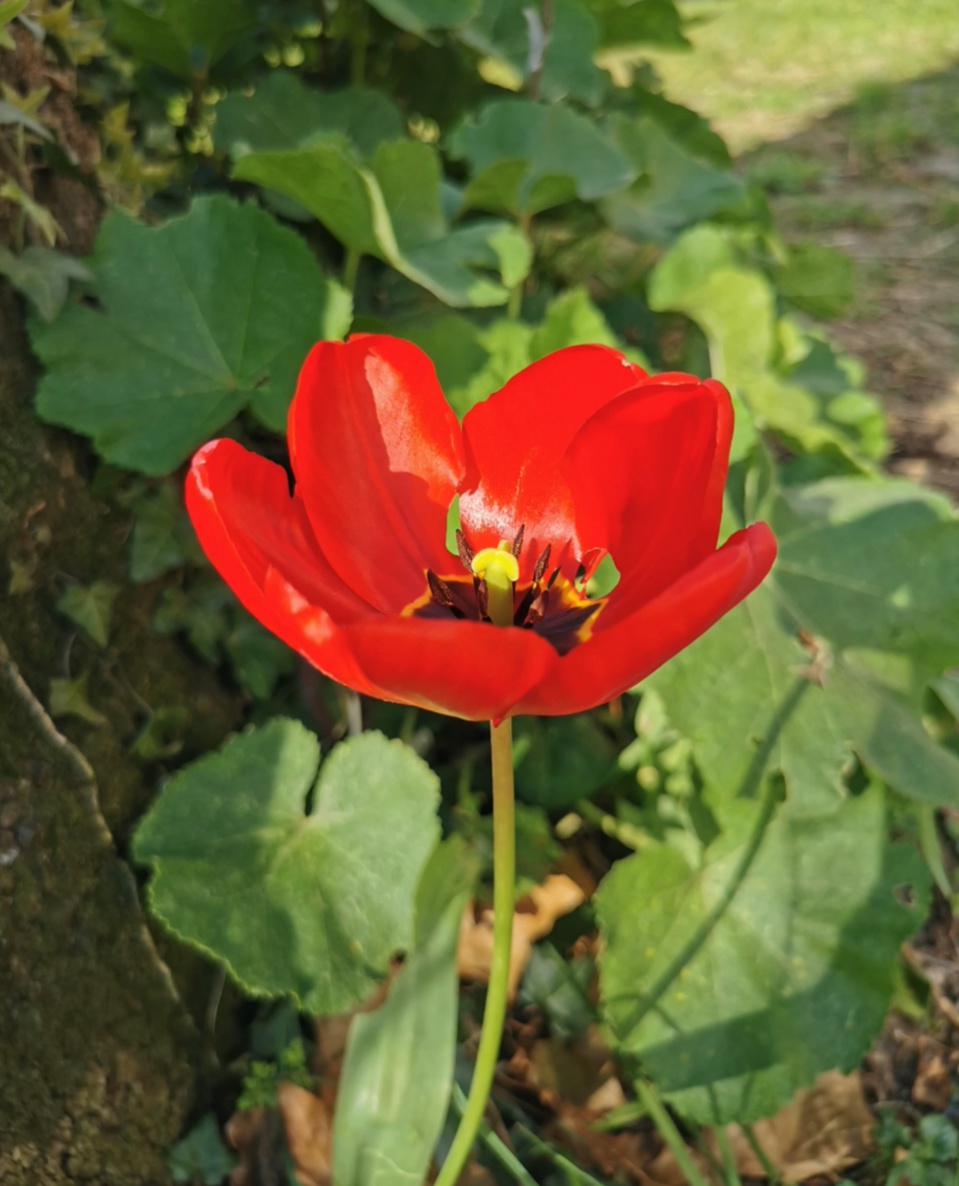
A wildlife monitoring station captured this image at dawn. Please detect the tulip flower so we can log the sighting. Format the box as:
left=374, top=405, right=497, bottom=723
left=186, top=335, right=775, bottom=723
left=186, top=333, right=775, bottom=1186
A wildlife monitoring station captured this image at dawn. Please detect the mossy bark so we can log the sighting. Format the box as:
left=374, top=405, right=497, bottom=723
left=0, top=240, right=243, bottom=1183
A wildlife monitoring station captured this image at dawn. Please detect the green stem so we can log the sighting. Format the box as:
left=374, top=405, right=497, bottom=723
left=635, top=1080, right=711, bottom=1186
left=343, top=247, right=362, bottom=296
left=714, top=1124, right=743, bottom=1186
left=742, top=1123, right=781, bottom=1185
left=349, top=0, right=369, bottom=87
left=450, top=1083, right=537, bottom=1186
left=435, top=719, right=516, bottom=1186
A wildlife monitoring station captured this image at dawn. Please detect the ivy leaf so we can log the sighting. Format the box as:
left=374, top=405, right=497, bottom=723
left=214, top=73, right=405, bottom=160
left=56, top=580, right=120, bottom=647
left=0, top=245, right=90, bottom=322
left=597, top=787, right=929, bottom=1124
left=650, top=477, right=959, bottom=817
left=367, top=0, right=479, bottom=34
left=49, top=673, right=107, bottom=726
left=129, top=482, right=202, bottom=582
left=167, top=1114, right=235, bottom=1185
left=234, top=139, right=528, bottom=307
left=449, top=99, right=635, bottom=216
left=31, top=196, right=352, bottom=469
left=333, top=837, right=479, bottom=1186
left=132, top=722, right=441, bottom=1015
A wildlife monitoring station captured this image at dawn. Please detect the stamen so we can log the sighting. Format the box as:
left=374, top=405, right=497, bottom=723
left=511, top=524, right=525, bottom=558
left=547, top=566, right=561, bottom=589
left=532, top=544, right=551, bottom=584
left=427, top=570, right=455, bottom=607
left=476, top=579, right=489, bottom=620
left=456, top=529, right=474, bottom=571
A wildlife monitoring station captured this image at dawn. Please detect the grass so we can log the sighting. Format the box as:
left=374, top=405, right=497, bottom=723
left=645, top=0, right=959, bottom=151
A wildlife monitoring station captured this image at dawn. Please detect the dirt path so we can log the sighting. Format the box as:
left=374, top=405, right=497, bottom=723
left=742, top=66, right=959, bottom=497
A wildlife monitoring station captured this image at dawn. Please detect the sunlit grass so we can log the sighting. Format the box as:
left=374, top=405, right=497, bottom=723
left=643, top=0, right=959, bottom=151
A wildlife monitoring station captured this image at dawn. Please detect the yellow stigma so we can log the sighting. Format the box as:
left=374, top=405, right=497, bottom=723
left=471, top=540, right=518, bottom=627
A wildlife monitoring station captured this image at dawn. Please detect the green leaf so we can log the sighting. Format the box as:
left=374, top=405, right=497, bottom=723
left=648, top=225, right=882, bottom=469
left=0, top=0, right=28, bottom=26
left=132, top=722, right=441, bottom=1015
left=234, top=139, right=526, bottom=307
left=56, top=580, right=119, bottom=647
left=601, top=117, right=746, bottom=241
left=167, top=1113, right=235, bottom=1184
left=48, top=673, right=108, bottom=726
left=224, top=616, right=296, bottom=701
left=367, top=0, right=479, bottom=35
left=129, top=482, right=202, bottom=582
left=214, top=72, right=405, bottom=160
left=449, top=99, right=635, bottom=216
left=460, top=0, right=606, bottom=106
left=529, top=286, right=622, bottom=359
left=0, top=245, right=92, bottom=323
left=776, top=242, right=856, bottom=319
left=594, top=0, right=688, bottom=49
left=649, top=477, right=959, bottom=817
left=513, top=714, right=618, bottom=809
left=333, top=836, right=479, bottom=1186
left=597, top=787, right=929, bottom=1124
left=110, top=0, right=257, bottom=80
left=31, top=195, right=352, bottom=469
left=519, top=943, right=595, bottom=1040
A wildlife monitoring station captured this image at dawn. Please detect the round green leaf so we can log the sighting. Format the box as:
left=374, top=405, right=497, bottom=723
left=31, top=195, right=352, bottom=471
left=132, top=721, right=441, bottom=1015
left=597, top=787, right=929, bottom=1124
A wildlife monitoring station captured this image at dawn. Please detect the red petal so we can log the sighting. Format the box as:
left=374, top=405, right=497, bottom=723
left=186, top=439, right=385, bottom=697
left=514, top=524, right=776, bottom=717
left=289, top=336, right=465, bottom=612
left=459, top=345, right=646, bottom=577
left=341, top=617, right=557, bottom=722
left=563, top=375, right=734, bottom=619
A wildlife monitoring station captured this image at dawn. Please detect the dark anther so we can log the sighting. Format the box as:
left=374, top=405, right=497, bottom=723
left=511, top=524, right=526, bottom=557
left=547, top=566, right=561, bottom=589
left=532, top=544, right=551, bottom=584
left=476, top=579, right=489, bottom=620
left=525, top=591, right=548, bottom=627
left=456, top=529, right=474, bottom=571
left=427, top=570, right=455, bottom=607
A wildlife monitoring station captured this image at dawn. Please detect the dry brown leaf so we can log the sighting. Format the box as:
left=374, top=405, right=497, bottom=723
left=225, top=1106, right=286, bottom=1186
left=278, top=1082, right=333, bottom=1186
left=458, top=873, right=585, bottom=996
left=650, top=1070, right=874, bottom=1185
left=912, top=1034, right=953, bottom=1110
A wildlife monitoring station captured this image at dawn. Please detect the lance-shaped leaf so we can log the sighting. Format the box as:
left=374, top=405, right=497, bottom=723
left=132, top=721, right=441, bottom=1016
left=233, top=138, right=528, bottom=308
left=31, top=196, right=352, bottom=470
left=333, top=837, right=479, bottom=1186
left=649, top=476, right=959, bottom=817
left=597, top=787, right=928, bottom=1125
left=449, top=99, right=635, bottom=216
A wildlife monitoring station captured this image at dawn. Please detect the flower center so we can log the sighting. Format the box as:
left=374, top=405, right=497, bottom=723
left=404, top=524, right=605, bottom=656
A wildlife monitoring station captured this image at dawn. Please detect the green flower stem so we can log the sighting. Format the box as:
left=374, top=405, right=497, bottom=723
left=435, top=718, right=516, bottom=1186
left=635, top=1080, right=711, bottom=1186
left=714, top=1122, right=744, bottom=1186
left=343, top=248, right=362, bottom=296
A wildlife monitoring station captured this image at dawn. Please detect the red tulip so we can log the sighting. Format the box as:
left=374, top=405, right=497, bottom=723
left=186, top=335, right=775, bottom=722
